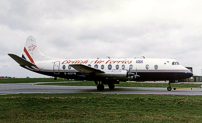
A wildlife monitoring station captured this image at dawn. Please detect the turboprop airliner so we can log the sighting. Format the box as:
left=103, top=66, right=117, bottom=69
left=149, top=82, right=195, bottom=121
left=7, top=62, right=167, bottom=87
left=8, top=36, right=193, bottom=91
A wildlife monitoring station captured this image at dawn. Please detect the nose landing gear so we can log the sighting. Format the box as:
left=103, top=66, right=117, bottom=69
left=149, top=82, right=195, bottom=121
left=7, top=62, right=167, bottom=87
left=167, top=81, right=177, bottom=91
left=167, top=82, right=172, bottom=91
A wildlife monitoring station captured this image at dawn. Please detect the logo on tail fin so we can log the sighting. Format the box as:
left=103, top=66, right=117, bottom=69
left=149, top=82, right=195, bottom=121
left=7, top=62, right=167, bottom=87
left=28, top=45, right=37, bottom=51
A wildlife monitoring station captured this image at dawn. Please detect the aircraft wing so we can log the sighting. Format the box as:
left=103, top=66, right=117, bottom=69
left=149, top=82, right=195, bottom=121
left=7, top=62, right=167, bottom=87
left=8, top=54, right=35, bottom=66
left=70, top=64, right=104, bottom=74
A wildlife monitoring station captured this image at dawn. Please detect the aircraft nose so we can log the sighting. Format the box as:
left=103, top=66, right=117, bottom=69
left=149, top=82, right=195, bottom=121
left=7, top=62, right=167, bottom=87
left=186, top=71, right=193, bottom=78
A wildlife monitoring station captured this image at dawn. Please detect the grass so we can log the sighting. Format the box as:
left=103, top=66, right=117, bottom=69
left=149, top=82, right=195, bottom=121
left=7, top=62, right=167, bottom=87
left=0, top=79, right=201, bottom=122
left=118, top=82, right=201, bottom=88
left=0, top=94, right=202, bottom=122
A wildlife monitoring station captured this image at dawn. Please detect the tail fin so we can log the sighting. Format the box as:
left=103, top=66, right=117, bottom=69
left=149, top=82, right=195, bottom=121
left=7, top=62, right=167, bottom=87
left=23, top=36, right=52, bottom=64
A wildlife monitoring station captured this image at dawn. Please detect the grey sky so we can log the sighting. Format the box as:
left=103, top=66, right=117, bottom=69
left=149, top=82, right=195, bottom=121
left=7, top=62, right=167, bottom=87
left=0, top=0, right=202, bottom=78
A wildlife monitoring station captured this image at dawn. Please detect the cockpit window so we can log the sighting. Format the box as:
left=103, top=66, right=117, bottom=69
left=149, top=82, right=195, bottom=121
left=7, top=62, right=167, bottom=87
left=172, top=62, right=179, bottom=65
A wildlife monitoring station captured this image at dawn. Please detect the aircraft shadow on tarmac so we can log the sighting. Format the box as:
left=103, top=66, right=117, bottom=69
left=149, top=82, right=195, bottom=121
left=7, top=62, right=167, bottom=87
left=78, top=87, right=202, bottom=94
left=79, top=87, right=167, bottom=92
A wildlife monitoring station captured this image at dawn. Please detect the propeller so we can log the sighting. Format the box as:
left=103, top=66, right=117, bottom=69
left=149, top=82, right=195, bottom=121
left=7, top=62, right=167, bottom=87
left=127, top=67, right=140, bottom=81
left=134, top=67, right=140, bottom=79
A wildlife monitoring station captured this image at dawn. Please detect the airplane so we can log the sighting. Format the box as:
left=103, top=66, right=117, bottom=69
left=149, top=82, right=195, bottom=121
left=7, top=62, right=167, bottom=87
left=8, top=36, right=193, bottom=91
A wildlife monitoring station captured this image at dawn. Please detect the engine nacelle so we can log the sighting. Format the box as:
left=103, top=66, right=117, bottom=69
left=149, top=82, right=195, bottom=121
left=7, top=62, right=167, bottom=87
left=127, top=72, right=140, bottom=80
left=169, top=80, right=179, bottom=83
left=96, top=70, right=128, bottom=80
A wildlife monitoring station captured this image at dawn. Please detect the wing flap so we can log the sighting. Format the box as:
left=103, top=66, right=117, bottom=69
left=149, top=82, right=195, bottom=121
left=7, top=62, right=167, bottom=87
left=70, top=64, right=104, bottom=74
left=8, top=54, right=35, bottom=66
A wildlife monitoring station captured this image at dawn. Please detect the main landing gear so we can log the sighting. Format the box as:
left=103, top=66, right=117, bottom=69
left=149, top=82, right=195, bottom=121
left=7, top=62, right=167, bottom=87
left=95, top=81, right=115, bottom=91
left=95, top=81, right=104, bottom=91
left=97, top=84, right=104, bottom=91
left=108, top=83, right=115, bottom=90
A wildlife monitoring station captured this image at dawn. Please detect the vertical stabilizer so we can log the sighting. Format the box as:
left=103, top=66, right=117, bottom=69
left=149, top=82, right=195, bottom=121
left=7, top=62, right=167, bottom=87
left=23, top=36, right=50, bottom=64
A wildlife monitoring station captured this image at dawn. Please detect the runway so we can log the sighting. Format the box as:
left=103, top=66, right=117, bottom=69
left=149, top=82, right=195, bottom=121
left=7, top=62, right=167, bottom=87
left=1, top=82, right=202, bottom=95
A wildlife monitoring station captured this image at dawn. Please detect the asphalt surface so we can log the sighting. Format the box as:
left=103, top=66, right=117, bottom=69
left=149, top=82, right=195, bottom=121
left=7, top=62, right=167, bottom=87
left=1, top=82, right=202, bottom=95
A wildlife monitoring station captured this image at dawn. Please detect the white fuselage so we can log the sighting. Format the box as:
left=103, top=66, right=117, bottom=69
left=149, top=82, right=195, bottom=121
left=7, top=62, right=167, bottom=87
left=8, top=36, right=194, bottom=91
left=31, top=57, right=192, bottom=82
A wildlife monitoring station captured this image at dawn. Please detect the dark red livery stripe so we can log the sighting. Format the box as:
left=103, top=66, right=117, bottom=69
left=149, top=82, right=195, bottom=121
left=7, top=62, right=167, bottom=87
left=24, top=47, right=39, bottom=69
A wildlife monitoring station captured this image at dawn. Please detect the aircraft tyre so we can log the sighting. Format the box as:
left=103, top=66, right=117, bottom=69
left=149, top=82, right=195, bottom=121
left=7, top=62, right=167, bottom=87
left=167, top=87, right=172, bottom=91
left=97, top=84, right=104, bottom=91
left=108, top=84, right=115, bottom=90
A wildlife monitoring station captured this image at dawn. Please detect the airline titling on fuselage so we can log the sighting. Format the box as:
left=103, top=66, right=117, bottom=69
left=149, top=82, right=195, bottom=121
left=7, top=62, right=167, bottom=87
left=8, top=36, right=193, bottom=91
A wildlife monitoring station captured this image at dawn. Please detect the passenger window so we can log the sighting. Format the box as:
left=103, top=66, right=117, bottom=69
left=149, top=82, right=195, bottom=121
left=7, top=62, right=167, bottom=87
left=108, top=64, right=112, bottom=70
left=94, top=64, right=98, bottom=69
left=116, top=65, right=119, bottom=70
left=101, top=65, right=104, bottom=70
left=122, top=64, right=125, bottom=70
left=62, top=65, right=66, bottom=70
left=146, top=64, right=149, bottom=70
left=154, top=65, right=158, bottom=70
left=129, top=64, right=133, bottom=70
left=68, top=65, right=71, bottom=70
left=88, top=64, right=91, bottom=67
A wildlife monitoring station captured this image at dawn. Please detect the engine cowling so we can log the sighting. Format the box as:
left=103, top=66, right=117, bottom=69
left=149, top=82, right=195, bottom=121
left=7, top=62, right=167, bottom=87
left=127, top=72, right=140, bottom=80
left=96, top=70, right=128, bottom=80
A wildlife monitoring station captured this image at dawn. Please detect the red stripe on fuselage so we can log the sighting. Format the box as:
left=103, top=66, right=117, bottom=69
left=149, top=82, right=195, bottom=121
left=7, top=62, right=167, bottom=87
left=24, top=47, right=39, bottom=69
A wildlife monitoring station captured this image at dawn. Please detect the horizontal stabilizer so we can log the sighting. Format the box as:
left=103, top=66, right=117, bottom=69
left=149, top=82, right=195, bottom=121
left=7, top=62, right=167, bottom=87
left=70, top=64, right=104, bottom=74
left=8, top=54, right=35, bottom=66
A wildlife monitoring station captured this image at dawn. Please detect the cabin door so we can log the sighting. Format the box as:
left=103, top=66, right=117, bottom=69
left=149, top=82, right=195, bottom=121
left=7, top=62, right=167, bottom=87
left=53, top=61, right=60, bottom=74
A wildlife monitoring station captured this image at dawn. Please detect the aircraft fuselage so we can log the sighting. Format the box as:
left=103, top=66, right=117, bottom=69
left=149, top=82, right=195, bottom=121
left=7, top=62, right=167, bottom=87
left=9, top=36, right=193, bottom=91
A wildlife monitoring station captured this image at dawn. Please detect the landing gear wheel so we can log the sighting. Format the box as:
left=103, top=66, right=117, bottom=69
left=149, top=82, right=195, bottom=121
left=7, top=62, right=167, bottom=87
left=167, top=87, right=172, bottom=91
left=108, top=84, right=115, bottom=90
left=167, top=82, right=172, bottom=91
left=97, top=84, right=104, bottom=91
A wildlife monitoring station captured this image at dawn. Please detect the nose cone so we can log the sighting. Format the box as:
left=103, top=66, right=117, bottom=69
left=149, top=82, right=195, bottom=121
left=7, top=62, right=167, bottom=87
left=186, top=71, right=193, bottom=78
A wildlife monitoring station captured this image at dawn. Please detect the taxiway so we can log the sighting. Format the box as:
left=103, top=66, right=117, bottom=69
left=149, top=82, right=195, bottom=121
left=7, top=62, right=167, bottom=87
left=0, top=83, right=202, bottom=95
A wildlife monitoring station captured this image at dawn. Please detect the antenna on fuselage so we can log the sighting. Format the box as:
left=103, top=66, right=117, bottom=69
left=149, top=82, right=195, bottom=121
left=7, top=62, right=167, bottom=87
left=134, top=56, right=145, bottom=59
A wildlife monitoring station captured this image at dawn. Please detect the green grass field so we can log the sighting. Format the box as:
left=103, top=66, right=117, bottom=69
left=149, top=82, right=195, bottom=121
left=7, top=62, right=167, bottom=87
left=0, top=94, right=202, bottom=123
left=1, top=78, right=202, bottom=122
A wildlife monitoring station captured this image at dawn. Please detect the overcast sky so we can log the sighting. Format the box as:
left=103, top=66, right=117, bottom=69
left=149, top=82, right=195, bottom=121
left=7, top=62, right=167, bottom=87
left=0, top=0, right=202, bottom=78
